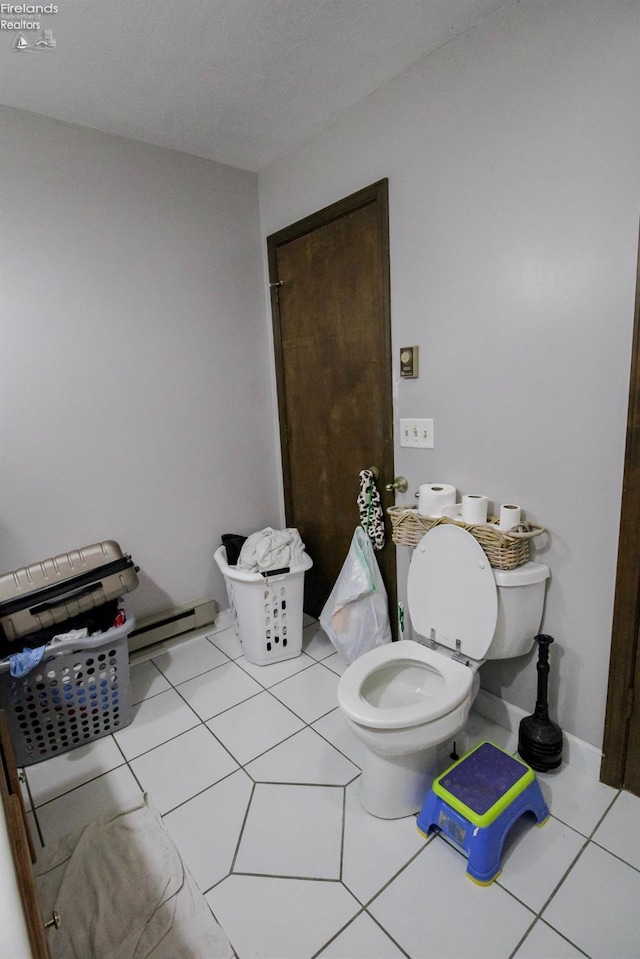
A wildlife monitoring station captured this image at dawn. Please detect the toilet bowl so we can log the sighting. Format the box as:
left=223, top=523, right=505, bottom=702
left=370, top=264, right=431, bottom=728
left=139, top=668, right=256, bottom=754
left=337, top=523, right=549, bottom=819
left=337, top=639, right=476, bottom=818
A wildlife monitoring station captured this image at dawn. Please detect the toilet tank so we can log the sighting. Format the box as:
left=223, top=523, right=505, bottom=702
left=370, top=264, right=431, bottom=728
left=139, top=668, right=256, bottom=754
left=485, top=562, right=550, bottom=660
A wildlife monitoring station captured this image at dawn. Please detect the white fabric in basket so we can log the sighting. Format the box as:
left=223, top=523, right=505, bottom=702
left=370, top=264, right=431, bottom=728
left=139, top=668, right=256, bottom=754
left=237, top=526, right=306, bottom=572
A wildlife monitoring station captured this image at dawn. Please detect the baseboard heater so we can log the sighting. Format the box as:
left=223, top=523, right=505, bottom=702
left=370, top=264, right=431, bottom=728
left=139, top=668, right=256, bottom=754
left=127, top=599, right=218, bottom=653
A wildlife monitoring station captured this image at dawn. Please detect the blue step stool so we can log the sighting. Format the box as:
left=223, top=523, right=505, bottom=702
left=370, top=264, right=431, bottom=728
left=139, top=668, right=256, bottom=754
left=416, top=741, right=549, bottom=885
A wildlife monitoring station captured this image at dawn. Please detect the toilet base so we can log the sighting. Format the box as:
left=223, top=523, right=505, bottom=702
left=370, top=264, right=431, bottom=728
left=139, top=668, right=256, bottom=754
left=359, top=744, right=448, bottom=819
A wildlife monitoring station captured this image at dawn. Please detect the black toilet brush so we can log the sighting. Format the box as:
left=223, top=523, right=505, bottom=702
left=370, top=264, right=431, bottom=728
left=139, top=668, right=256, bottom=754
left=518, top=634, right=563, bottom=771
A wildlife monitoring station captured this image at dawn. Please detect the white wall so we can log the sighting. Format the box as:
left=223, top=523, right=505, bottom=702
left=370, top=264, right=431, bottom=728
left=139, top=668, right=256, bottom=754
left=259, top=0, right=640, bottom=748
left=1, top=106, right=280, bottom=620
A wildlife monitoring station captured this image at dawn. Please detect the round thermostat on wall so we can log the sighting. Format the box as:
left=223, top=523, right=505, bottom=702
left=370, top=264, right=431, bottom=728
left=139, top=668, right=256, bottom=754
left=400, top=345, right=419, bottom=378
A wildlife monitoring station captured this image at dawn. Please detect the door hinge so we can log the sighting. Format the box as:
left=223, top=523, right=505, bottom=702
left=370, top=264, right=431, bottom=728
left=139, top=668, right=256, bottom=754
left=269, top=279, right=283, bottom=303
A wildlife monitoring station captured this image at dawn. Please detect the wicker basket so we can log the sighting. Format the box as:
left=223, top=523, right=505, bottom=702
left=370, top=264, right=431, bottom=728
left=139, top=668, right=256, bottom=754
left=387, top=506, right=545, bottom=570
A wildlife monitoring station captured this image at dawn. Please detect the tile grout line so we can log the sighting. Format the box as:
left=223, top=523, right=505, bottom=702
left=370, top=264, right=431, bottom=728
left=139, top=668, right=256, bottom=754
left=360, top=833, right=438, bottom=912
left=502, top=787, right=626, bottom=958
left=507, top=915, right=593, bottom=959
left=227, top=779, right=256, bottom=877
left=588, top=837, right=640, bottom=876
left=505, top=914, right=544, bottom=959
left=307, top=907, right=368, bottom=959
left=537, top=919, right=592, bottom=958
left=172, top=665, right=354, bottom=775
left=21, top=769, right=45, bottom=848
left=362, top=907, right=413, bottom=959
left=338, top=782, right=346, bottom=884
left=529, top=786, right=627, bottom=941
left=109, top=725, right=146, bottom=801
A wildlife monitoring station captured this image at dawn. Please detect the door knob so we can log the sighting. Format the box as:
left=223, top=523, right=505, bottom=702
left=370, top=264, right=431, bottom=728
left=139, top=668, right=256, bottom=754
left=385, top=476, right=408, bottom=493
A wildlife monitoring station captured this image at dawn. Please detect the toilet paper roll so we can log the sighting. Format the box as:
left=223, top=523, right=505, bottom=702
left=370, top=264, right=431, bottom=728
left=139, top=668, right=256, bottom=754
left=417, top=483, right=457, bottom=517
left=462, top=494, right=488, bottom=525
left=499, top=504, right=522, bottom=532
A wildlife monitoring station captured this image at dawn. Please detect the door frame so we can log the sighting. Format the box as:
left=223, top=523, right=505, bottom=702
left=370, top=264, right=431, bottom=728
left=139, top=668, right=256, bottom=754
left=267, top=179, right=393, bottom=524
left=266, top=179, right=397, bottom=626
left=601, top=228, right=640, bottom=787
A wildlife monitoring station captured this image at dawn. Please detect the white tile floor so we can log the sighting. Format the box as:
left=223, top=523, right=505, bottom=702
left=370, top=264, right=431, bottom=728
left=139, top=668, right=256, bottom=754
left=22, top=620, right=640, bottom=959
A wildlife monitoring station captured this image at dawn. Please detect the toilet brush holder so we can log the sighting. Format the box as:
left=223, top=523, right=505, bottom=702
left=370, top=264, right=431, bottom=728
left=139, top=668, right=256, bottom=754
left=518, top=634, right=563, bottom=772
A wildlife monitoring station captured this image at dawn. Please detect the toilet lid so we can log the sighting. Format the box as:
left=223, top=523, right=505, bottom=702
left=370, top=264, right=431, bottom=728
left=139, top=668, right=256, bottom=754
left=407, top=524, right=498, bottom=660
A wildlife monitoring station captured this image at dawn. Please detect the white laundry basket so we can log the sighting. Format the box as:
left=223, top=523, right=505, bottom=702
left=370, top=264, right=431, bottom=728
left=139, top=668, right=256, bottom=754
left=214, top=546, right=312, bottom=665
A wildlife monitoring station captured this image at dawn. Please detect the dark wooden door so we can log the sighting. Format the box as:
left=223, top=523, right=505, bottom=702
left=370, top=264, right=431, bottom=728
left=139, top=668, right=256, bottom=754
left=267, top=180, right=397, bottom=629
left=601, top=225, right=640, bottom=796
left=625, top=636, right=640, bottom=794
left=0, top=711, right=51, bottom=958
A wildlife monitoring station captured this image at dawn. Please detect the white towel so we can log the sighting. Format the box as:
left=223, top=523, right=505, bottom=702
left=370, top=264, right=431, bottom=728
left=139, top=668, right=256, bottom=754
left=237, top=526, right=306, bottom=572
left=34, top=794, right=233, bottom=959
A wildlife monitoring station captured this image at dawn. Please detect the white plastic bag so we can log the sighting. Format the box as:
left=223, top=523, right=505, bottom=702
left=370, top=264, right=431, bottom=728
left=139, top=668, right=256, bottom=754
left=319, top=527, right=392, bottom=663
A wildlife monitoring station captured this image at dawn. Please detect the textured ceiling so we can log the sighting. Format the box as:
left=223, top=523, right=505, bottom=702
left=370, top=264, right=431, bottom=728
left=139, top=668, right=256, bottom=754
left=0, top=0, right=507, bottom=171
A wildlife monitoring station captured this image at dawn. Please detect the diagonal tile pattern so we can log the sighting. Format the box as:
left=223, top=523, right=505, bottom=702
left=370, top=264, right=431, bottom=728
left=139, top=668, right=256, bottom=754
left=590, top=788, right=640, bottom=871
left=368, top=836, right=536, bottom=959
left=208, top=874, right=360, bottom=959
left=316, top=911, right=407, bottom=958
left=129, top=724, right=239, bottom=813
left=245, top=726, right=359, bottom=784
left=341, top=779, right=425, bottom=904
left=234, top=782, right=344, bottom=879
left=268, top=662, right=341, bottom=723
left=177, top=659, right=264, bottom=721
left=163, top=769, right=254, bottom=891
left=206, top=690, right=305, bottom=765
left=541, top=843, right=640, bottom=959
left=22, top=620, right=639, bottom=959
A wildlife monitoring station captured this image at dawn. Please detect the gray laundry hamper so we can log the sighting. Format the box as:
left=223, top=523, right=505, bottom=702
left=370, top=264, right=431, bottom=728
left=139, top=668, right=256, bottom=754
left=214, top=547, right=312, bottom=665
left=0, top=615, right=135, bottom=766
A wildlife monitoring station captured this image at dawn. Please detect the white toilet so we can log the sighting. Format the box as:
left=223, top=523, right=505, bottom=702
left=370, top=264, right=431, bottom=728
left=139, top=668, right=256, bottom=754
left=337, top=523, right=550, bottom=819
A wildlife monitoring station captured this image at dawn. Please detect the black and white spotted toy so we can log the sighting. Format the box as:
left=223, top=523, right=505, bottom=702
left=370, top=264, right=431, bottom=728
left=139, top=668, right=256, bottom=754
left=358, top=469, right=385, bottom=551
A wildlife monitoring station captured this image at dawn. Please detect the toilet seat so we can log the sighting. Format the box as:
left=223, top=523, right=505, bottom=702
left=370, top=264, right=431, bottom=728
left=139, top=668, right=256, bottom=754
left=337, top=640, right=473, bottom=730
left=408, top=524, right=498, bottom=661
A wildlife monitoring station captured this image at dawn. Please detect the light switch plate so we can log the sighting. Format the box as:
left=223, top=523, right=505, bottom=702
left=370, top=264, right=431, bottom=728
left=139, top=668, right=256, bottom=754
left=400, top=418, right=434, bottom=448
